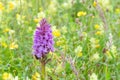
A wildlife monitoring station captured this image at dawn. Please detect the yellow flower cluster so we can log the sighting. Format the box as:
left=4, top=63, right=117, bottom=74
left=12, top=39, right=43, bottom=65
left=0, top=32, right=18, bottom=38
left=53, top=29, right=61, bottom=37
left=48, top=0, right=57, bottom=14
left=93, top=1, right=97, bottom=7
left=1, top=27, right=18, bottom=50
left=0, top=1, right=16, bottom=12
left=1, top=42, right=7, bottom=48
left=115, top=8, right=120, bottom=14
left=50, top=26, right=67, bottom=50
left=55, top=35, right=68, bottom=51
left=94, top=24, right=103, bottom=35
left=3, top=28, right=15, bottom=35
left=90, top=38, right=100, bottom=48
left=2, top=72, right=18, bottom=80
left=77, top=11, right=87, bottom=17
left=9, top=42, right=18, bottom=49
left=34, top=18, right=39, bottom=23
left=90, top=53, right=100, bottom=62
left=95, top=31, right=102, bottom=35
left=16, top=14, right=26, bottom=25
left=34, top=11, right=46, bottom=23
left=3, top=28, right=10, bottom=33
left=94, top=24, right=100, bottom=29
left=32, top=72, right=40, bottom=80
left=2, top=72, right=12, bottom=80
left=98, top=0, right=112, bottom=11
left=0, top=2, right=4, bottom=11
left=75, top=46, right=83, bottom=57
left=8, top=2, right=15, bottom=10
left=16, top=14, right=25, bottom=19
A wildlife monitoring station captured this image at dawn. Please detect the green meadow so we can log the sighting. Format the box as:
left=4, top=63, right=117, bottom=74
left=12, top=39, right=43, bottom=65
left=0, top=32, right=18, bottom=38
left=0, top=0, right=120, bottom=80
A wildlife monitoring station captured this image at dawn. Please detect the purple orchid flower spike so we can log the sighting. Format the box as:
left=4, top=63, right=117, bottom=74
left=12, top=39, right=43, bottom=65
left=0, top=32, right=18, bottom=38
left=33, top=18, right=54, bottom=59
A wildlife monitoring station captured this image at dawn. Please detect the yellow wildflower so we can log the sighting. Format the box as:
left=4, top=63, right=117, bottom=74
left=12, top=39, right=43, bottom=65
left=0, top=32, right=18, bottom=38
left=77, top=11, right=86, bottom=17
left=94, top=24, right=104, bottom=35
left=90, top=53, right=100, bottom=62
left=16, top=14, right=25, bottom=20
left=16, top=13, right=21, bottom=25
left=93, top=1, right=97, bottom=7
left=106, top=51, right=111, bottom=57
left=90, top=38, right=99, bottom=44
left=32, top=72, right=40, bottom=80
left=94, top=24, right=100, bottom=29
left=56, top=36, right=67, bottom=50
left=34, top=12, right=45, bottom=23
left=2, top=72, right=10, bottom=80
left=52, top=29, right=61, bottom=37
left=115, top=8, right=120, bottom=14
left=0, top=2, right=4, bottom=11
left=95, top=44, right=100, bottom=48
left=34, top=72, right=40, bottom=78
left=90, top=38, right=100, bottom=49
left=48, top=1, right=57, bottom=13
left=37, top=12, right=46, bottom=21
left=95, top=31, right=102, bottom=35
left=2, top=72, right=13, bottom=80
left=77, top=52, right=83, bottom=57
left=16, top=13, right=25, bottom=25
left=3, top=28, right=10, bottom=33
left=32, top=75, right=37, bottom=80
left=98, top=0, right=112, bottom=11
left=34, top=18, right=39, bottom=23
left=9, top=42, right=18, bottom=49
left=75, top=46, right=83, bottom=57
left=8, top=2, right=15, bottom=10
left=1, top=42, right=7, bottom=48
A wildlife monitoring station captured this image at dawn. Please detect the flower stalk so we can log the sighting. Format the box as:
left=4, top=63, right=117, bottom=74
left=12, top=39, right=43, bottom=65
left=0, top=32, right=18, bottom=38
left=40, top=58, right=46, bottom=80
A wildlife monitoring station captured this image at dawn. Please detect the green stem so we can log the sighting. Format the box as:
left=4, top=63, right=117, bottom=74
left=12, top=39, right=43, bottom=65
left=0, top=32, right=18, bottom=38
left=41, top=60, right=46, bottom=80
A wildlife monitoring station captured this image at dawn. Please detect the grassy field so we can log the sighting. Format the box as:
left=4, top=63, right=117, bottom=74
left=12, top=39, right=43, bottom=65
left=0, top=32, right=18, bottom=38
left=0, top=0, right=120, bottom=80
